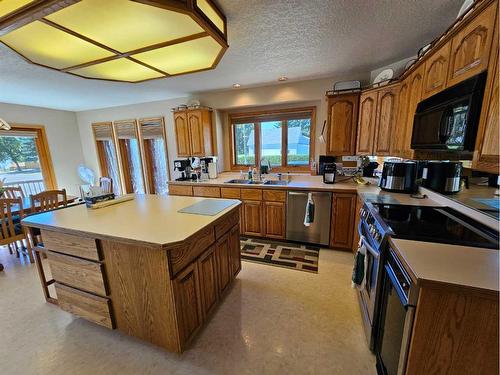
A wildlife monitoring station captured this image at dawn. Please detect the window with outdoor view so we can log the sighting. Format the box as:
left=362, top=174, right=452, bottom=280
left=231, top=108, right=315, bottom=170
left=0, top=126, right=56, bottom=196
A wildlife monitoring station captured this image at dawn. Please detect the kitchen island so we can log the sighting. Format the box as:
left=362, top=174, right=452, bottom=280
left=22, top=195, right=242, bottom=353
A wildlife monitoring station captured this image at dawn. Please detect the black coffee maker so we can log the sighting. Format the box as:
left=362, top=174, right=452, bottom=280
left=323, top=163, right=337, bottom=184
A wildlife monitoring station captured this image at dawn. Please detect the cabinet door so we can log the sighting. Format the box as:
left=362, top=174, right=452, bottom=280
left=374, top=86, right=398, bottom=155
left=448, top=1, right=497, bottom=87
left=242, top=200, right=263, bottom=236
left=187, top=111, right=205, bottom=156
left=330, top=193, right=356, bottom=250
left=172, top=262, right=202, bottom=346
left=263, top=201, right=286, bottom=239
left=197, top=245, right=219, bottom=318
left=174, top=112, right=191, bottom=157
left=229, top=225, right=241, bottom=277
left=351, top=195, right=363, bottom=253
left=422, top=41, right=451, bottom=99
left=326, top=93, right=359, bottom=155
left=391, top=81, right=410, bottom=156
left=473, top=30, right=499, bottom=174
left=216, top=233, right=232, bottom=294
left=356, top=91, right=377, bottom=155
left=404, top=67, right=424, bottom=159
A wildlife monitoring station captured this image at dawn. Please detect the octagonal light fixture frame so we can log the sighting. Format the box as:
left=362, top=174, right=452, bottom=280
left=0, top=0, right=228, bottom=83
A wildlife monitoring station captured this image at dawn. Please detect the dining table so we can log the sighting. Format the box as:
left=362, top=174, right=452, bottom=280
left=10, top=195, right=79, bottom=216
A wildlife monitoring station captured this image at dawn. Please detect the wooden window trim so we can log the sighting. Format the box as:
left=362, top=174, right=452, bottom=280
left=92, top=121, right=122, bottom=194
left=229, top=107, right=316, bottom=172
left=8, top=124, right=57, bottom=190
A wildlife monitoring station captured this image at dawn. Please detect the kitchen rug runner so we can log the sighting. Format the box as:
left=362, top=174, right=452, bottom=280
left=240, top=237, right=319, bottom=273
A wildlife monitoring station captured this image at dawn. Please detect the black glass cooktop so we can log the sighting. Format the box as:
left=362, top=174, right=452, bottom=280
left=372, top=203, right=499, bottom=249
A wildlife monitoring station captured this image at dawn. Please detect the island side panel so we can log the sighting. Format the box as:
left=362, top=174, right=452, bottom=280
left=100, top=240, right=181, bottom=353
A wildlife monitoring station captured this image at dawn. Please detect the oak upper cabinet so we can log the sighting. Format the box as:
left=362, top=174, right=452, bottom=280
left=326, top=93, right=359, bottom=155
left=391, top=81, right=410, bottom=156
left=263, top=201, right=286, bottom=239
left=330, top=193, right=356, bottom=250
left=356, top=91, right=378, bottom=155
left=172, top=262, right=202, bottom=347
left=403, top=66, right=424, bottom=158
left=422, top=41, right=451, bottom=99
left=242, top=200, right=263, bottom=236
left=174, top=112, right=191, bottom=157
left=173, top=109, right=214, bottom=157
left=373, top=85, right=398, bottom=155
left=473, top=24, right=499, bottom=174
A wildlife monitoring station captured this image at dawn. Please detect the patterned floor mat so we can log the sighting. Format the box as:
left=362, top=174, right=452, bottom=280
left=240, top=237, right=319, bottom=273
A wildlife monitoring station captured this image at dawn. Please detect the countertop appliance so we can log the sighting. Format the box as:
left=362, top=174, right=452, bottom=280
left=286, top=191, right=332, bottom=245
left=411, top=72, right=486, bottom=151
left=318, top=155, right=336, bottom=175
left=421, top=161, right=463, bottom=194
left=356, top=202, right=394, bottom=351
left=379, top=161, right=417, bottom=193
left=173, top=159, right=192, bottom=181
left=323, top=163, right=337, bottom=184
left=375, top=245, right=417, bottom=375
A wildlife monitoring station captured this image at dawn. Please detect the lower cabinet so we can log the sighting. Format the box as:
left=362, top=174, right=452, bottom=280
left=242, top=200, right=263, bottom=236
left=197, top=245, right=219, bottom=318
left=330, top=192, right=357, bottom=250
left=216, top=232, right=232, bottom=294
left=172, top=262, right=203, bottom=346
left=263, top=201, right=286, bottom=239
left=229, top=224, right=241, bottom=277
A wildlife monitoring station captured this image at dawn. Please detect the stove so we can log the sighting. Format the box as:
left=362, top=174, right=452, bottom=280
left=371, top=203, right=499, bottom=250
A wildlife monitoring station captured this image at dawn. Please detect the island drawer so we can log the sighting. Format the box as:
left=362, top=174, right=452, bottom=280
left=193, top=186, right=221, bottom=198
left=55, top=283, right=114, bottom=329
left=47, top=251, right=108, bottom=296
left=168, top=225, right=215, bottom=277
left=41, top=230, right=100, bottom=261
left=168, top=185, right=193, bottom=196
left=241, top=188, right=262, bottom=201
left=263, top=189, right=286, bottom=202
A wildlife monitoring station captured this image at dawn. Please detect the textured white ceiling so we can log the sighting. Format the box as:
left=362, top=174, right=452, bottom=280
left=0, top=0, right=463, bottom=111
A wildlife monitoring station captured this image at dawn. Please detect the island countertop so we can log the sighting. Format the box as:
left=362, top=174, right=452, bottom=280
left=22, top=195, right=241, bottom=248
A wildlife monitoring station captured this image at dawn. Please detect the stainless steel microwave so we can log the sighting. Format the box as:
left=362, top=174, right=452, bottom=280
left=411, top=72, right=486, bottom=151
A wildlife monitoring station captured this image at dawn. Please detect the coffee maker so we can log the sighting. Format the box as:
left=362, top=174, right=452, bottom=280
left=173, top=159, right=192, bottom=181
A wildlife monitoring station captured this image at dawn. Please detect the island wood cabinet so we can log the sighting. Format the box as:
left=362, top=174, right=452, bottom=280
left=173, top=109, right=214, bottom=157
left=356, top=85, right=399, bottom=156
left=30, top=206, right=241, bottom=354
left=326, top=93, right=359, bottom=156
left=330, top=192, right=357, bottom=250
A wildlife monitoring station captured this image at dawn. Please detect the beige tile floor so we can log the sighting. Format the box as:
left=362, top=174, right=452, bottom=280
left=0, top=247, right=375, bottom=375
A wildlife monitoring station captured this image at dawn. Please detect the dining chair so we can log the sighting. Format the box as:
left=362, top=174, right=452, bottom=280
left=99, top=177, right=113, bottom=194
left=30, top=188, right=67, bottom=214
left=3, top=186, right=25, bottom=199
left=0, top=198, right=33, bottom=263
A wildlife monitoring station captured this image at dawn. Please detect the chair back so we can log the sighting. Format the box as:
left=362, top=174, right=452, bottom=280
left=3, top=186, right=25, bottom=199
left=0, top=198, right=23, bottom=242
left=99, top=177, right=113, bottom=194
left=30, top=189, right=67, bottom=213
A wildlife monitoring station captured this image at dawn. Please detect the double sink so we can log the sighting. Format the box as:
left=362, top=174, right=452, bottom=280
left=225, top=179, right=288, bottom=186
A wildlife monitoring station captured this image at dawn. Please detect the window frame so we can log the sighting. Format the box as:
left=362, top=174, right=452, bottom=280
left=4, top=124, right=57, bottom=190
left=229, top=107, right=316, bottom=172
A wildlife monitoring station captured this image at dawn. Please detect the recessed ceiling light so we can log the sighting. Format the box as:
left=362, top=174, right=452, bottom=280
left=278, top=76, right=288, bottom=82
left=233, top=83, right=241, bottom=88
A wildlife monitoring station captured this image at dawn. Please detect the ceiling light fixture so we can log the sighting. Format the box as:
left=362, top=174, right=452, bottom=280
left=232, top=83, right=241, bottom=88
left=0, top=0, right=228, bottom=83
left=278, top=76, right=288, bottom=82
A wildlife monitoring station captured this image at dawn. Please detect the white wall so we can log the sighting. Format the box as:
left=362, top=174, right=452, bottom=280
left=370, top=55, right=416, bottom=83
left=76, top=75, right=367, bottom=175
left=0, top=102, right=84, bottom=195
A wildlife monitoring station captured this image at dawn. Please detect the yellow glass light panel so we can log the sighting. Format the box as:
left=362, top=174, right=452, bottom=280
left=132, top=36, right=222, bottom=75
left=46, top=0, right=205, bottom=53
left=197, top=0, right=225, bottom=33
left=70, top=58, right=164, bottom=82
left=0, top=0, right=34, bottom=18
left=0, top=21, right=114, bottom=69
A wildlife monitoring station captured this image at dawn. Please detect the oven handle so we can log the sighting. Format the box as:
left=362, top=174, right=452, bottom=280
left=358, top=222, right=380, bottom=259
left=385, top=262, right=410, bottom=308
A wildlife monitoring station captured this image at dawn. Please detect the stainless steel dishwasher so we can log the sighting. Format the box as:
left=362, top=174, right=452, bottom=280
left=286, top=191, right=332, bottom=246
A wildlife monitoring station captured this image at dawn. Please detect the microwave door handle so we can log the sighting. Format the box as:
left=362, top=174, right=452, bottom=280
left=439, top=107, right=453, bottom=143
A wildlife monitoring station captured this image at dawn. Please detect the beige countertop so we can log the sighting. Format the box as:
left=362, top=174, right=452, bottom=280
left=391, top=238, right=499, bottom=293
left=22, top=195, right=240, bottom=248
